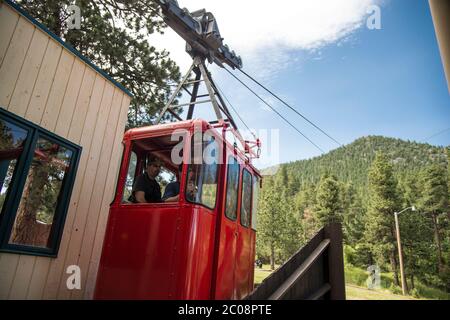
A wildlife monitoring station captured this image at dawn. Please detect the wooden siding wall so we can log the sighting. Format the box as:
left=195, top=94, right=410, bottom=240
left=0, top=2, right=131, bottom=299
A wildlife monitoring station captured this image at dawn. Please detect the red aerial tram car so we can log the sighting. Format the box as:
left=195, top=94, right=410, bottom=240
left=94, top=119, right=261, bottom=299
left=94, top=0, right=262, bottom=300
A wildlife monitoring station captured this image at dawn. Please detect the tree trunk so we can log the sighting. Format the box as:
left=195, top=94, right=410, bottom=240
left=270, top=244, right=275, bottom=271
left=390, top=250, right=400, bottom=286
left=10, top=162, right=49, bottom=246
left=390, top=227, right=400, bottom=286
left=431, top=213, right=444, bottom=272
left=51, top=3, right=63, bottom=38
left=410, top=274, right=415, bottom=290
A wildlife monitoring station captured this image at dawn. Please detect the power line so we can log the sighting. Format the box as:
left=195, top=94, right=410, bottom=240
left=423, top=127, right=450, bottom=141
left=224, top=68, right=325, bottom=153
left=235, top=67, right=342, bottom=147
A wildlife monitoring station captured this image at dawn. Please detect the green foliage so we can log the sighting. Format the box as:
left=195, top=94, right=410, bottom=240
left=419, top=164, right=449, bottom=214
left=314, top=174, right=342, bottom=226
left=268, top=136, right=448, bottom=192
left=341, top=183, right=366, bottom=245
left=17, top=0, right=181, bottom=128
left=257, top=175, right=303, bottom=268
left=365, top=152, right=399, bottom=267
left=258, top=136, right=450, bottom=295
left=345, top=264, right=450, bottom=299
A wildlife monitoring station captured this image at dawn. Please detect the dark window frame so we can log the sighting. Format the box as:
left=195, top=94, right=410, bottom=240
left=121, top=149, right=138, bottom=204
left=0, top=108, right=81, bottom=257
left=240, top=168, right=252, bottom=228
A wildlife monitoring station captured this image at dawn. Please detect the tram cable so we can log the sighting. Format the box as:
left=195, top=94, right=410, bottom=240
left=423, top=127, right=450, bottom=141
left=224, top=68, right=325, bottom=153
left=232, top=67, right=342, bottom=147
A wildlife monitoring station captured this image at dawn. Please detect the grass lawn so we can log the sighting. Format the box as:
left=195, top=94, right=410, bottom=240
left=254, top=265, right=275, bottom=285
left=346, top=284, right=419, bottom=300
left=254, top=264, right=448, bottom=300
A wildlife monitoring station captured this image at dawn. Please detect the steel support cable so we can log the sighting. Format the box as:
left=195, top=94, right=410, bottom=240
left=423, top=127, right=450, bottom=141
left=224, top=68, right=324, bottom=153
left=235, top=68, right=342, bottom=147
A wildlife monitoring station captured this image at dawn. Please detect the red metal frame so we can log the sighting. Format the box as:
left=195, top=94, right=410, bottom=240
left=94, top=120, right=261, bottom=300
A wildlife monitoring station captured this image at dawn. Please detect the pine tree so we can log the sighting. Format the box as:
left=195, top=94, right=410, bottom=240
left=365, top=152, right=401, bottom=285
left=342, top=183, right=366, bottom=245
left=293, top=185, right=317, bottom=242
left=419, top=164, right=449, bottom=273
left=395, top=172, right=433, bottom=288
left=257, top=177, right=285, bottom=270
left=314, top=174, right=342, bottom=227
left=279, top=190, right=302, bottom=261
left=447, top=147, right=450, bottom=220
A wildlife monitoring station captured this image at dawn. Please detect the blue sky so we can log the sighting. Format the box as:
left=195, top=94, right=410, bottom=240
left=153, top=0, right=450, bottom=167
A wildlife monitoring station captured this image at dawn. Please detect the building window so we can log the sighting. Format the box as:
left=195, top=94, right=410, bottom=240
left=0, top=108, right=81, bottom=257
left=240, top=169, right=252, bottom=227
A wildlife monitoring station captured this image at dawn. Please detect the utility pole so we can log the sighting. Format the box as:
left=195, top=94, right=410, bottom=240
left=393, top=206, right=416, bottom=295
left=394, top=212, right=407, bottom=295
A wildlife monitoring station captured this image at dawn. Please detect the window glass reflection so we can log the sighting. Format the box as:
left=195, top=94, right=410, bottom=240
left=186, top=133, right=219, bottom=209
left=240, top=169, right=252, bottom=227
left=0, top=120, right=28, bottom=213
left=225, top=157, right=239, bottom=220
left=9, top=137, right=73, bottom=248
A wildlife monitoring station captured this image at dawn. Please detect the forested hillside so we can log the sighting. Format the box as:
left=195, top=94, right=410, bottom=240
left=279, top=136, right=447, bottom=193
left=257, top=136, right=450, bottom=297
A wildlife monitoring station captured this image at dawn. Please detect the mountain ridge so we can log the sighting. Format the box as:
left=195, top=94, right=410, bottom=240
left=264, top=135, right=448, bottom=192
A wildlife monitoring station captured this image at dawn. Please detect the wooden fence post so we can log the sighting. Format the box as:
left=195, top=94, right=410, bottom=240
left=324, top=223, right=346, bottom=300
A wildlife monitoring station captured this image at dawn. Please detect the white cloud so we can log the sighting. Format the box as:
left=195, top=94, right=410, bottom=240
left=150, top=0, right=380, bottom=77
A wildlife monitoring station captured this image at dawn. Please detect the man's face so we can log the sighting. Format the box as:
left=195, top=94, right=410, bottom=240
left=147, top=163, right=161, bottom=178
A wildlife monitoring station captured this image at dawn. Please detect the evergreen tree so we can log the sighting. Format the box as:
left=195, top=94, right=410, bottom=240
left=419, top=164, right=449, bottom=273
left=447, top=147, right=450, bottom=220
left=279, top=190, right=302, bottom=261
left=365, top=152, right=401, bottom=285
left=257, top=177, right=285, bottom=270
left=342, top=183, right=366, bottom=245
left=287, top=175, right=300, bottom=197
left=294, top=185, right=317, bottom=242
left=275, top=165, right=289, bottom=190
left=314, top=174, right=342, bottom=227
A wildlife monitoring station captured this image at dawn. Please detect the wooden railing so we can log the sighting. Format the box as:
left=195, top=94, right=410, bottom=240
left=246, top=223, right=346, bottom=300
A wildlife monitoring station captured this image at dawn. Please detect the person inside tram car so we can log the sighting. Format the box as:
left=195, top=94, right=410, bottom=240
left=129, top=157, right=189, bottom=204
left=162, top=163, right=197, bottom=202
left=161, top=163, right=182, bottom=202
left=129, top=156, right=163, bottom=203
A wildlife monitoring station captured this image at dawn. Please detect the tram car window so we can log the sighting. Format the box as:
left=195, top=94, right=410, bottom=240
left=185, top=132, right=219, bottom=209
left=240, top=169, right=252, bottom=227
left=251, top=176, right=260, bottom=230
left=122, top=151, right=137, bottom=203
left=120, top=134, right=185, bottom=204
left=224, top=156, right=239, bottom=220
